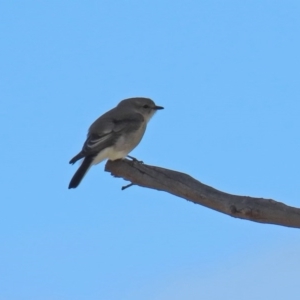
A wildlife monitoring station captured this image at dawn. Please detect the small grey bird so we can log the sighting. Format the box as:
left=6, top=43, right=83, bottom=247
left=68, top=97, right=164, bottom=189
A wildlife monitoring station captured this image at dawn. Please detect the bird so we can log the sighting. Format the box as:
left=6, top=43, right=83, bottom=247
left=68, top=97, right=164, bottom=189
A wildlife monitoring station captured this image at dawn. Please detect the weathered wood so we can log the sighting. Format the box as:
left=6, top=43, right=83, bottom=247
left=105, top=159, right=300, bottom=228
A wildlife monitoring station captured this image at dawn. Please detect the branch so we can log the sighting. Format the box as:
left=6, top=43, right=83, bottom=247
left=105, top=159, right=300, bottom=228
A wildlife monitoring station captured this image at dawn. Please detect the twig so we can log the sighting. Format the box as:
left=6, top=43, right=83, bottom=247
left=105, top=159, right=300, bottom=228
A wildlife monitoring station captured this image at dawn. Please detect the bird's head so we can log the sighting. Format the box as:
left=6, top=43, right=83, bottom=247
left=118, top=97, right=164, bottom=122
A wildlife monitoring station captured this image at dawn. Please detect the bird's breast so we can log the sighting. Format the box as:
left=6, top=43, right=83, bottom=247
left=112, top=123, right=147, bottom=157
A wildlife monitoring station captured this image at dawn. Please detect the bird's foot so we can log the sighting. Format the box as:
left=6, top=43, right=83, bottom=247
left=126, top=155, right=144, bottom=164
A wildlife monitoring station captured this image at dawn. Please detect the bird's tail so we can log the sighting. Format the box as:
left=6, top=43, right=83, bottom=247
left=68, top=156, right=94, bottom=189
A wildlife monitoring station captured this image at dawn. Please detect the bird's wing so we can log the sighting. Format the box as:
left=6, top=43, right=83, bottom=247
left=82, top=112, right=144, bottom=155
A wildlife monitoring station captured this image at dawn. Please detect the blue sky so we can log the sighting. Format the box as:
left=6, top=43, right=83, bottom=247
left=1, top=1, right=300, bottom=299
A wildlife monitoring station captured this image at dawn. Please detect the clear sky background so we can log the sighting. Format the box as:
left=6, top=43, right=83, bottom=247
left=1, top=1, right=300, bottom=299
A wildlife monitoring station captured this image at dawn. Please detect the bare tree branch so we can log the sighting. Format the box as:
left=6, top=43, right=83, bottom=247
left=105, top=159, right=300, bottom=228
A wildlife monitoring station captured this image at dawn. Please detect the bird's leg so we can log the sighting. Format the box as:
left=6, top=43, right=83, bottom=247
left=126, top=155, right=144, bottom=164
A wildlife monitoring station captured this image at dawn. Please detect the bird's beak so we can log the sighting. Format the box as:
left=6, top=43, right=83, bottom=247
left=153, top=105, right=164, bottom=110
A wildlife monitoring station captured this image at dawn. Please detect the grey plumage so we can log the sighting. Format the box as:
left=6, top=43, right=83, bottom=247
left=68, top=97, right=163, bottom=189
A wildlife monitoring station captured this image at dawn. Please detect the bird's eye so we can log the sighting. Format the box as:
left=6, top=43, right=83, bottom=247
left=143, top=104, right=150, bottom=109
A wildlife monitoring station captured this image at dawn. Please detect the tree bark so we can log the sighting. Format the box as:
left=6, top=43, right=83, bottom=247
left=105, top=159, right=300, bottom=229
